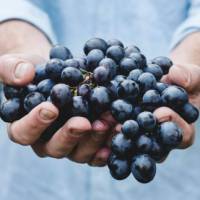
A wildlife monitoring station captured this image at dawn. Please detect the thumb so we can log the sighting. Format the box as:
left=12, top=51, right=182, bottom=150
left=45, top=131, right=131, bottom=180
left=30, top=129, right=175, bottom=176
left=0, top=54, right=35, bottom=86
left=163, top=64, right=200, bottom=93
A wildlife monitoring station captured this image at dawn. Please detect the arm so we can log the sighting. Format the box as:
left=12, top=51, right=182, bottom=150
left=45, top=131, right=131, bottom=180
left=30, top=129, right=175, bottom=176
left=0, top=20, right=51, bottom=58
left=170, top=32, right=200, bottom=65
left=0, top=20, right=111, bottom=166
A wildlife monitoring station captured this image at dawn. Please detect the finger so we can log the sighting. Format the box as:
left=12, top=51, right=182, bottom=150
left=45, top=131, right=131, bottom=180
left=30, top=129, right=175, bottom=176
left=0, top=54, right=35, bottom=85
left=163, top=64, right=200, bottom=93
left=115, top=124, right=122, bottom=132
left=32, top=117, right=92, bottom=158
left=100, top=111, right=117, bottom=127
left=88, top=147, right=111, bottom=167
left=11, top=53, right=46, bottom=64
left=68, top=119, right=110, bottom=163
left=154, top=107, right=195, bottom=149
left=8, top=102, right=58, bottom=145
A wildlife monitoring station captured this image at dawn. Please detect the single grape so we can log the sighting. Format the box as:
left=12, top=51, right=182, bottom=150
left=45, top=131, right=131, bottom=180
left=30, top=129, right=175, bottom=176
left=50, top=45, right=73, bottom=60
left=33, top=63, right=48, bottom=83
left=72, top=96, right=89, bottom=117
left=21, top=84, right=38, bottom=98
left=61, top=67, right=83, bottom=86
left=144, top=64, right=163, bottom=81
left=131, top=154, right=156, bottom=183
left=121, top=120, right=140, bottom=139
left=128, top=52, right=146, bottom=69
left=124, top=45, right=141, bottom=57
left=99, top=58, right=118, bottom=79
left=64, top=58, right=80, bottom=68
left=77, top=84, right=91, bottom=99
left=136, top=135, right=153, bottom=154
left=37, top=79, right=55, bottom=97
left=137, top=111, right=157, bottom=132
left=75, top=57, right=87, bottom=70
left=111, top=99, right=133, bottom=123
left=90, top=86, right=111, bottom=115
left=107, top=80, right=119, bottom=100
left=118, top=80, right=139, bottom=102
left=93, top=66, right=111, bottom=85
left=108, top=153, right=131, bottom=180
left=84, top=38, right=108, bottom=55
left=127, top=69, right=143, bottom=82
left=162, top=86, right=188, bottom=107
left=138, top=72, right=157, bottom=93
left=86, top=49, right=105, bottom=72
left=111, top=132, right=135, bottom=157
left=3, top=85, right=22, bottom=99
left=114, top=75, right=126, bottom=83
left=107, top=39, right=124, bottom=48
left=119, top=57, right=138, bottom=75
left=0, top=98, right=23, bottom=122
left=142, top=89, right=162, bottom=111
left=176, top=102, right=199, bottom=124
left=45, top=58, right=64, bottom=81
left=151, top=56, right=173, bottom=74
left=150, top=139, right=170, bottom=162
left=156, top=82, right=169, bottom=93
left=24, top=92, right=46, bottom=112
left=50, top=84, right=72, bottom=109
left=158, top=121, right=183, bottom=149
left=106, top=45, right=125, bottom=64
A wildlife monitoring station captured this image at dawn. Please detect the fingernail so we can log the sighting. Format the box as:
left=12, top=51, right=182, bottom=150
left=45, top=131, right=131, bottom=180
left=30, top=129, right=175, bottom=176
left=93, top=120, right=105, bottom=130
left=158, top=116, right=171, bottom=123
left=115, top=124, right=122, bottom=132
left=15, top=63, right=30, bottom=79
left=40, top=109, right=57, bottom=121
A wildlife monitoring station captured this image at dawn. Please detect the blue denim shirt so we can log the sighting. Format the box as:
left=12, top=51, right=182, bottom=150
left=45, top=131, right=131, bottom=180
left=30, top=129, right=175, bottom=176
left=0, top=0, right=200, bottom=200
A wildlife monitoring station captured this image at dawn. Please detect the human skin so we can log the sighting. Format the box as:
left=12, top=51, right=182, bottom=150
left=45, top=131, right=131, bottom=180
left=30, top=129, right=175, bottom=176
left=0, top=20, right=199, bottom=166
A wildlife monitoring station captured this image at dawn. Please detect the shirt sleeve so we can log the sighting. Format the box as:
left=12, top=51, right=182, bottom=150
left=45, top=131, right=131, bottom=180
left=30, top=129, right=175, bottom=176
left=0, top=0, right=56, bottom=44
left=170, top=0, right=200, bottom=50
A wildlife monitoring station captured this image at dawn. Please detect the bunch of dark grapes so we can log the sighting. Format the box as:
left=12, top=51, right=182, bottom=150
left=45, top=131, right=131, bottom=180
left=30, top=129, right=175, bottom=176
left=0, top=38, right=199, bottom=183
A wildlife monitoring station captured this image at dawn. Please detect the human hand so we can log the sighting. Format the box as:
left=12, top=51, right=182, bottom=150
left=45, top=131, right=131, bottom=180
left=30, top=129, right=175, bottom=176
left=0, top=54, right=115, bottom=166
left=91, top=63, right=200, bottom=165
left=154, top=64, right=200, bottom=149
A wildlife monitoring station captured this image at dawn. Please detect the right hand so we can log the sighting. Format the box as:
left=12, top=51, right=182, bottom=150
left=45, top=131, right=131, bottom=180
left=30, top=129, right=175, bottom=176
left=0, top=54, right=114, bottom=166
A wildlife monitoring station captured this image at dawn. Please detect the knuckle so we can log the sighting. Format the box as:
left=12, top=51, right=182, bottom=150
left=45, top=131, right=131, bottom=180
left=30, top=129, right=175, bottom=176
left=15, top=136, right=32, bottom=146
left=8, top=131, right=31, bottom=146
left=68, top=153, right=89, bottom=164
left=91, top=131, right=107, bottom=142
left=45, top=148, right=65, bottom=159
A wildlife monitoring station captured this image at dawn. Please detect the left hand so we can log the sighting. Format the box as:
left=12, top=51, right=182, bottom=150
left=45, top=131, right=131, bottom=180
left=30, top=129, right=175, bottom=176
left=90, top=63, right=200, bottom=165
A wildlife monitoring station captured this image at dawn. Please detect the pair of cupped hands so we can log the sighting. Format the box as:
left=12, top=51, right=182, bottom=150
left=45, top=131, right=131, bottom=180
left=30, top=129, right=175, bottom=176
left=1, top=53, right=200, bottom=166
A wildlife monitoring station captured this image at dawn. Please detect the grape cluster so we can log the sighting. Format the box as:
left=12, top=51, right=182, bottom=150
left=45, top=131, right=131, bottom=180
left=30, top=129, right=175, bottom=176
left=0, top=38, right=199, bottom=183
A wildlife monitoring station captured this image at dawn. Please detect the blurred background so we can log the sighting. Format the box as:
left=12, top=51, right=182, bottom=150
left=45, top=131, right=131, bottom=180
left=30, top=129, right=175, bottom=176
left=0, top=0, right=199, bottom=200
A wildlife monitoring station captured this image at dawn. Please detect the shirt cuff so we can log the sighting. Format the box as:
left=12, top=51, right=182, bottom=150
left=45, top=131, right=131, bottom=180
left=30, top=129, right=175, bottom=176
left=0, top=0, right=57, bottom=44
left=170, top=14, right=200, bottom=51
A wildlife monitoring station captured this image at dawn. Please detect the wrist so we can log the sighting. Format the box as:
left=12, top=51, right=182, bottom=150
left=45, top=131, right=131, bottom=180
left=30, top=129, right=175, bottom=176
left=0, top=20, right=52, bottom=59
left=170, top=32, right=200, bottom=66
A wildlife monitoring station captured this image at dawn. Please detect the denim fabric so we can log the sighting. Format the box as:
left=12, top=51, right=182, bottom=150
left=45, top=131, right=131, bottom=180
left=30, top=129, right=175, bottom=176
left=0, top=0, right=200, bottom=200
